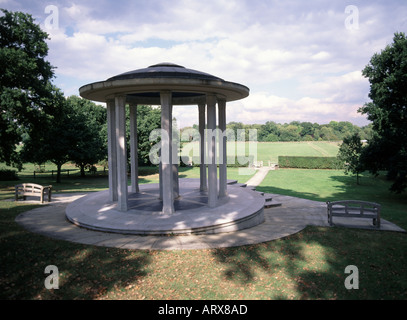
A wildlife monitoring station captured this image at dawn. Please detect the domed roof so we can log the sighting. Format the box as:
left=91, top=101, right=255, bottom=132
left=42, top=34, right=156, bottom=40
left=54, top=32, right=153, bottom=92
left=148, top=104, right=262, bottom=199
left=79, top=62, right=249, bottom=104
left=107, top=62, right=223, bottom=82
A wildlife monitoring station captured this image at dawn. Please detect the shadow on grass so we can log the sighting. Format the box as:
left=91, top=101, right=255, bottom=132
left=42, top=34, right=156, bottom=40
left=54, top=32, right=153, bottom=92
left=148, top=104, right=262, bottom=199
left=257, top=185, right=325, bottom=202
left=0, top=202, right=152, bottom=300
left=210, top=226, right=407, bottom=299
left=210, top=170, right=407, bottom=299
left=255, top=171, right=384, bottom=202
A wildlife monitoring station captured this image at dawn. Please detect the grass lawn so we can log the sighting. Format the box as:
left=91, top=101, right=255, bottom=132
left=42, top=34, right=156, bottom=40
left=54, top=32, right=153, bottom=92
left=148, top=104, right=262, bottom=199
left=256, top=169, right=407, bottom=230
left=1, top=164, right=406, bottom=300
left=255, top=141, right=340, bottom=163
left=0, top=165, right=253, bottom=200
left=181, top=141, right=340, bottom=164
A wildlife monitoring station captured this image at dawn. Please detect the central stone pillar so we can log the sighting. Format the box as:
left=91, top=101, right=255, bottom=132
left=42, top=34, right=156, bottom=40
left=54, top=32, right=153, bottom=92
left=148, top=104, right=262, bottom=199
left=115, top=95, right=128, bottom=212
left=160, top=91, right=175, bottom=214
left=206, top=94, right=218, bottom=208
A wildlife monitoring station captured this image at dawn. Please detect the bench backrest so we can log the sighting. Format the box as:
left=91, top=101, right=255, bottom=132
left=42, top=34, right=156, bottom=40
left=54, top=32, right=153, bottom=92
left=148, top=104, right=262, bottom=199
left=15, top=183, right=50, bottom=193
left=327, top=200, right=381, bottom=214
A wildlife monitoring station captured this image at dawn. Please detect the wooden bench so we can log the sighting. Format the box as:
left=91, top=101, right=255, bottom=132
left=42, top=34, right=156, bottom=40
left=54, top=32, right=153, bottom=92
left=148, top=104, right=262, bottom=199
left=327, top=200, right=381, bottom=228
left=15, top=183, right=52, bottom=203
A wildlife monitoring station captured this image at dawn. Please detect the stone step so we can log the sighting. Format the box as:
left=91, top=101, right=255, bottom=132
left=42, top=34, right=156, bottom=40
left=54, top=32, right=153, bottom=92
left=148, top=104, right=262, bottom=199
left=264, top=201, right=282, bottom=208
left=233, top=183, right=247, bottom=188
left=264, top=193, right=273, bottom=202
left=263, top=193, right=282, bottom=208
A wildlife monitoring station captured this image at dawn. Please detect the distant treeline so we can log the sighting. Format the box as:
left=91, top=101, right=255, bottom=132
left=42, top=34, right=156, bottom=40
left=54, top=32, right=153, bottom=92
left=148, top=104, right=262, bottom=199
left=186, top=120, right=372, bottom=142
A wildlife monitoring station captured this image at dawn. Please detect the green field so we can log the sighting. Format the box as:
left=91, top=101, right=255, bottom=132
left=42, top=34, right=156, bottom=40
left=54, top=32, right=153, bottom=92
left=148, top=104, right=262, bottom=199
left=255, top=141, right=340, bottom=163
left=180, top=141, right=340, bottom=165
left=0, top=165, right=253, bottom=200
left=2, top=141, right=339, bottom=182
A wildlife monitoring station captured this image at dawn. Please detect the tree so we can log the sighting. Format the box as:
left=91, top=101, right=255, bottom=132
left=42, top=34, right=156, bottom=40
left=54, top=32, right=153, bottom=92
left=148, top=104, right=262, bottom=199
left=258, top=121, right=279, bottom=141
left=135, top=105, right=162, bottom=166
left=319, top=126, right=338, bottom=141
left=226, top=121, right=245, bottom=140
left=20, top=87, right=70, bottom=183
left=360, top=123, right=373, bottom=141
left=65, top=96, right=107, bottom=177
left=337, top=133, right=364, bottom=184
left=358, top=32, right=407, bottom=193
left=0, top=10, right=54, bottom=168
left=279, top=124, right=300, bottom=141
left=22, top=94, right=108, bottom=182
left=299, top=122, right=315, bottom=138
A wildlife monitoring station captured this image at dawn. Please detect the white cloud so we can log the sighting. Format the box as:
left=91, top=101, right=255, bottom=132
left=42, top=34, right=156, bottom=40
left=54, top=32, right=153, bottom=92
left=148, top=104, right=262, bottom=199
left=3, top=0, right=406, bottom=127
left=225, top=90, right=369, bottom=126
left=299, top=71, right=369, bottom=101
left=312, top=51, right=331, bottom=61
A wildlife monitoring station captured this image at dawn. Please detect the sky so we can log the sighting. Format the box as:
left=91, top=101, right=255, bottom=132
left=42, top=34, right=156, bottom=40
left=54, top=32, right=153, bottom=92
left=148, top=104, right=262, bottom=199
left=2, top=0, right=407, bottom=128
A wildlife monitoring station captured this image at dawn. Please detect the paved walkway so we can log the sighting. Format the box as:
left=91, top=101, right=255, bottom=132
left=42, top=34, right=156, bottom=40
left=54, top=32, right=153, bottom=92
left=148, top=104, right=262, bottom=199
left=15, top=191, right=405, bottom=251
left=245, top=167, right=271, bottom=188
left=13, top=167, right=406, bottom=250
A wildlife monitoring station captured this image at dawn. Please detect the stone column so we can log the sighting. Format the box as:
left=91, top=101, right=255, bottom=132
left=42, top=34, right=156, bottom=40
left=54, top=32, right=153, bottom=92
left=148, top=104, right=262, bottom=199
left=115, top=95, right=128, bottom=212
left=173, top=164, right=179, bottom=199
left=160, top=91, right=175, bottom=214
left=198, top=103, right=207, bottom=192
left=159, top=150, right=162, bottom=200
left=172, top=113, right=179, bottom=199
left=218, top=98, right=227, bottom=198
left=206, top=94, right=218, bottom=208
left=130, top=104, right=139, bottom=193
left=106, top=99, right=117, bottom=202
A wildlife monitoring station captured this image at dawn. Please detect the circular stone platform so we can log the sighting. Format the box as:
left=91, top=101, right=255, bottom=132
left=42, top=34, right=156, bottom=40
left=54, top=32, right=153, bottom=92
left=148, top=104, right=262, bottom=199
left=65, top=179, right=265, bottom=235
